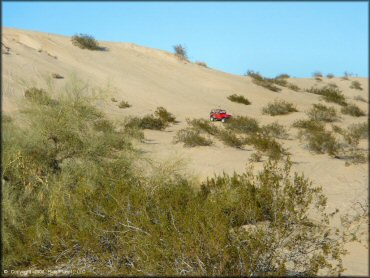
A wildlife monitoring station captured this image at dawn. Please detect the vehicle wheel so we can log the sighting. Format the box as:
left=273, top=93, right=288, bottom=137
left=210, top=117, right=215, bottom=121
left=221, top=118, right=226, bottom=123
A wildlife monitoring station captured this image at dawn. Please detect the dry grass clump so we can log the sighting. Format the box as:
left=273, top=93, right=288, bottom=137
left=347, top=122, right=368, bottom=139
left=307, top=103, right=339, bottom=122
left=287, top=83, right=300, bottom=92
left=216, top=129, right=244, bottom=148
left=174, top=128, right=212, bottom=147
left=260, top=122, right=289, bottom=139
left=353, top=95, right=367, bottom=103
left=244, top=133, right=286, bottom=160
left=326, top=73, right=334, bottom=79
left=118, top=100, right=131, bottom=109
left=173, top=44, right=188, bottom=61
left=340, top=103, right=366, bottom=117
left=225, top=116, right=260, bottom=134
left=186, top=118, right=219, bottom=135
left=125, top=107, right=175, bottom=130
left=154, top=106, right=176, bottom=123
left=227, top=94, right=251, bottom=105
left=246, top=70, right=281, bottom=92
left=350, top=81, right=363, bottom=90
left=249, top=151, right=263, bottom=162
left=195, top=61, right=208, bottom=67
left=71, top=34, right=103, bottom=50
left=24, top=87, right=55, bottom=105
left=292, top=119, right=325, bottom=132
left=306, top=86, right=347, bottom=106
left=51, top=73, right=63, bottom=79
left=262, top=99, right=298, bottom=116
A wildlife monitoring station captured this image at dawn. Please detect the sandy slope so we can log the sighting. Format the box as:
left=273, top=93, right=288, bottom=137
left=2, top=27, right=368, bottom=276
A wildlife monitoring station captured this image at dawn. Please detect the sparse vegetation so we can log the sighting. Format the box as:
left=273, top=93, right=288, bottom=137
left=246, top=70, right=281, bottom=92
left=195, top=61, right=207, bottom=67
left=306, top=86, right=347, bottom=106
left=354, top=95, right=367, bottom=103
left=186, top=118, right=219, bottom=135
left=260, top=122, right=289, bottom=139
left=348, top=122, right=368, bottom=139
left=227, top=94, right=251, bottom=105
left=287, top=83, right=300, bottom=92
left=225, top=116, right=260, bottom=134
left=174, top=128, right=212, bottom=147
left=249, top=151, right=263, bottom=162
left=340, top=103, right=366, bottom=117
left=111, top=97, right=118, bottom=102
left=244, top=133, right=286, bottom=160
left=326, top=73, right=334, bottom=79
left=313, top=71, right=323, bottom=81
left=297, top=128, right=340, bottom=156
left=216, top=129, right=244, bottom=148
left=350, top=80, right=363, bottom=90
left=154, top=106, right=176, bottom=123
left=51, top=73, right=63, bottom=79
left=173, top=44, right=188, bottom=61
left=275, top=73, right=290, bottom=79
left=307, top=103, right=339, bottom=122
left=24, top=87, right=54, bottom=105
left=118, top=100, right=131, bottom=109
left=262, top=99, right=298, bottom=116
left=71, top=34, right=102, bottom=50
left=342, top=72, right=352, bottom=80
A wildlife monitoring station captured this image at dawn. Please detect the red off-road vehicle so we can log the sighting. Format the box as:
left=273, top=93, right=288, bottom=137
left=210, top=109, right=232, bottom=122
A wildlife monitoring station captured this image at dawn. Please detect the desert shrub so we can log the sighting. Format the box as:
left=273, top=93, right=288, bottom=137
left=275, top=73, right=290, bottom=79
left=51, top=73, right=63, bottom=79
left=186, top=118, right=219, bottom=135
left=2, top=87, right=354, bottom=275
left=292, top=119, right=325, bottom=132
left=354, top=95, right=367, bottom=103
left=348, top=122, right=368, bottom=140
left=249, top=152, right=263, bottom=162
left=340, top=103, right=365, bottom=117
left=262, top=99, right=298, bottom=116
left=350, top=81, right=363, bottom=90
left=137, top=115, right=166, bottom=130
left=272, top=78, right=288, bottom=87
left=227, top=94, right=251, bottom=105
left=287, top=83, right=300, bottom=92
left=173, top=44, right=188, bottom=61
left=260, top=122, right=289, bottom=139
left=118, top=100, right=131, bottom=109
left=225, top=116, right=260, bottom=134
left=342, top=71, right=351, bottom=80
left=297, top=127, right=340, bottom=156
left=24, top=87, right=54, bottom=105
left=195, top=61, right=207, bottom=67
left=174, top=128, right=212, bottom=147
left=326, top=73, right=334, bottom=79
left=154, top=106, right=176, bottom=123
left=71, top=34, right=102, bottom=50
left=244, top=134, right=286, bottom=160
left=216, top=129, right=244, bottom=148
left=313, top=71, right=323, bottom=78
left=307, top=103, right=339, bottom=122
left=111, top=97, right=118, bottom=102
left=246, top=70, right=281, bottom=92
left=327, top=82, right=338, bottom=89
left=306, top=86, right=347, bottom=106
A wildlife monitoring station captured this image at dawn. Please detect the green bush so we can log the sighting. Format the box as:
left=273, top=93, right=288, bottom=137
left=71, top=34, right=102, bottom=50
left=307, top=103, right=339, bottom=122
left=225, top=116, right=260, bottom=134
left=118, top=100, right=131, bottom=109
left=173, top=44, right=188, bottom=61
left=340, top=103, right=366, bottom=117
left=262, top=99, right=298, bottom=116
left=174, top=128, right=212, bottom=147
left=186, top=118, right=219, bottom=135
left=292, top=119, right=325, bottom=132
left=227, top=94, right=251, bottom=105
left=216, top=129, right=244, bottom=148
left=350, top=81, right=363, bottom=90
left=297, top=128, right=340, bottom=156
left=260, top=122, right=289, bottom=139
left=245, top=133, right=286, bottom=160
left=154, top=106, right=176, bottom=123
left=306, top=86, right=347, bottom=106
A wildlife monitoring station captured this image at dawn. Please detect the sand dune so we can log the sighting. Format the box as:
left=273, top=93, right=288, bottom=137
left=2, top=27, right=368, bottom=275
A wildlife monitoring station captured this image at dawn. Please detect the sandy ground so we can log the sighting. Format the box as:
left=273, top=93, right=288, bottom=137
left=2, top=27, right=368, bottom=276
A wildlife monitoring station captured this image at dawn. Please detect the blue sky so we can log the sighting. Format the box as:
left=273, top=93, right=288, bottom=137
left=3, top=1, right=368, bottom=77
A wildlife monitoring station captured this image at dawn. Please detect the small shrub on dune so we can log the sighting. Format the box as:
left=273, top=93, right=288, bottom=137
left=71, top=34, right=102, bottom=50
left=298, top=128, right=340, bottom=156
left=227, top=94, right=251, bottom=105
left=292, top=119, right=325, bottom=132
left=272, top=78, right=288, bottom=87
left=326, top=73, right=334, bottom=79
left=51, top=73, right=63, bottom=79
left=225, top=116, right=260, bottom=134
left=260, top=122, right=289, bottom=139
left=353, top=95, right=367, bottom=103
left=244, top=133, right=286, bottom=160
left=24, top=87, right=54, bottom=105
left=195, top=61, right=208, bottom=67
left=186, top=118, right=219, bottom=135
left=262, top=99, right=298, bottom=116
left=340, top=103, right=366, bottom=117
left=154, top=106, right=176, bottom=123
left=118, top=100, right=131, bottom=109
left=174, top=128, right=212, bottom=147
left=350, top=81, right=363, bottom=90
left=307, top=103, right=339, bottom=122
left=111, top=97, right=118, bottom=102
left=138, top=115, right=167, bottom=130
left=341, top=72, right=351, bottom=80
left=246, top=70, right=281, bottom=92
left=306, top=86, right=347, bottom=106
left=275, top=73, right=290, bottom=79
left=173, top=44, right=188, bottom=61
left=348, top=122, right=368, bottom=140
left=216, top=129, right=244, bottom=148
left=249, top=151, right=263, bottom=162
left=287, top=83, right=300, bottom=92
